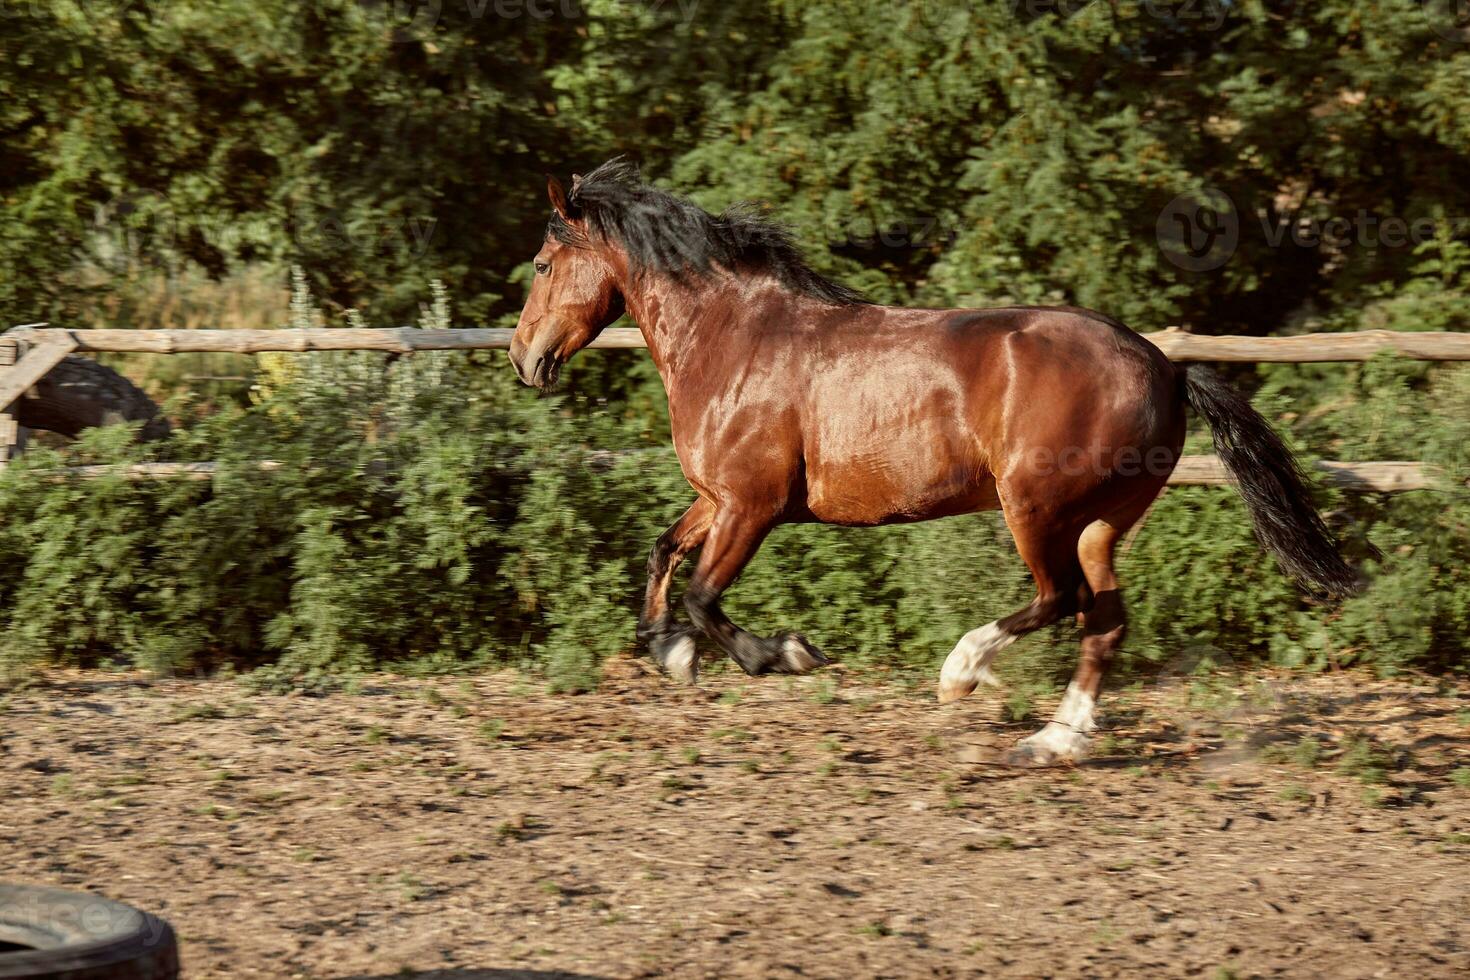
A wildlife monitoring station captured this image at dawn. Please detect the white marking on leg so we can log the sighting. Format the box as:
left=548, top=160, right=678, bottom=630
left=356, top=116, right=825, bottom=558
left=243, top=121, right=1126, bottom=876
left=1052, top=681, right=1097, bottom=734
left=657, top=635, right=698, bottom=685
left=1013, top=683, right=1098, bottom=763
left=938, top=622, right=1016, bottom=702
left=1016, top=722, right=1091, bottom=762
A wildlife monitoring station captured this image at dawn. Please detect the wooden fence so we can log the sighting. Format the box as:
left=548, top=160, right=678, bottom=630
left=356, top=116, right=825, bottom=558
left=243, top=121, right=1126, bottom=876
left=2, top=323, right=1467, bottom=491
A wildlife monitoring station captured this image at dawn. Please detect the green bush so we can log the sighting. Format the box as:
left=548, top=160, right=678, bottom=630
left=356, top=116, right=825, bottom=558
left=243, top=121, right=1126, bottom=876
left=2, top=280, right=1468, bottom=689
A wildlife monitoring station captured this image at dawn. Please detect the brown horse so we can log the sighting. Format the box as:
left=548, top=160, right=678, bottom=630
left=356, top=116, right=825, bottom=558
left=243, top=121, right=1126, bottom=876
left=509, top=160, right=1356, bottom=765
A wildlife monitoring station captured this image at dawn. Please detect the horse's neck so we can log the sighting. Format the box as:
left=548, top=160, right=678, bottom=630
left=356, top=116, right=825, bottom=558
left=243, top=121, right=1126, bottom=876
left=624, top=274, right=760, bottom=387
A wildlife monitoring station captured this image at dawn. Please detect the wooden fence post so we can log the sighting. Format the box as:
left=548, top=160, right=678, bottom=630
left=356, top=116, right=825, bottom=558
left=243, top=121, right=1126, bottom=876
left=0, top=336, right=18, bottom=468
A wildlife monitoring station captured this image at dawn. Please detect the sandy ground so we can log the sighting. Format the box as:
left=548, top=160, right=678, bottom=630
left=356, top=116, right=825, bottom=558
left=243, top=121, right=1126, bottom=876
left=2, top=659, right=1468, bottom=979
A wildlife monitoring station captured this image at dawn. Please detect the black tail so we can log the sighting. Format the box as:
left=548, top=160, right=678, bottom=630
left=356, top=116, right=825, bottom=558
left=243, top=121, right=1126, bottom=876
left=1182, top=365, right=1359, bottom=598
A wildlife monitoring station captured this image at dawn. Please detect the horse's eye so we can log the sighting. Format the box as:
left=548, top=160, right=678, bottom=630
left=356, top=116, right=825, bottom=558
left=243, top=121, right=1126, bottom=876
left=534, top=261, right=550, bottom=275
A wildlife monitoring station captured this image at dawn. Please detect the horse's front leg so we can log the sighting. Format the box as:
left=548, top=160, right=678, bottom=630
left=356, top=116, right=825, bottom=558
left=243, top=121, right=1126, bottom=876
left=683, top=506, right=827, bottom=676
left=637, top=498, right=715, bottom=683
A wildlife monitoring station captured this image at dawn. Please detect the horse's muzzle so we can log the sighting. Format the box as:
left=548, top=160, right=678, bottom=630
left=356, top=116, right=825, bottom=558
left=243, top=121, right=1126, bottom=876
left=529, top=352, right=562, bottom=389
left=508, top=344, right=562, bottom=389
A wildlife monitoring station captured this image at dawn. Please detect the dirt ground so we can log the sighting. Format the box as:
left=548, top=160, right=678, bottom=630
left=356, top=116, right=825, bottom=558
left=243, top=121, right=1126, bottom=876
left=2, top=659, right=1468, bottom=979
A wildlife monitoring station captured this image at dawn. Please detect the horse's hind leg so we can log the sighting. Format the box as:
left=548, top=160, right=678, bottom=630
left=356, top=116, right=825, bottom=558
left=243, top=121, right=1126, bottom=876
left=1007, top=514, right=1132, bottom=766
left=938, top=521, right=1085, bottom=703
left=638, top=497, right=714, bottom=683
left=684, top=507, right=828, bottom=677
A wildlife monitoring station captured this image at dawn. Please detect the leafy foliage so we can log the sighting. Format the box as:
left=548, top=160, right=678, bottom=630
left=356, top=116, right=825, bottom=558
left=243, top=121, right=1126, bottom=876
left=2, top=2, right=1469, bottom=686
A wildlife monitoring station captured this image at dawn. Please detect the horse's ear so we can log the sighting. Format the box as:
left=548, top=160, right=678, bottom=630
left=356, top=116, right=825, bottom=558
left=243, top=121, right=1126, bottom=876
left=570, top=173, right=584, bottom=195
left=547, top=175, right=573, bottom=222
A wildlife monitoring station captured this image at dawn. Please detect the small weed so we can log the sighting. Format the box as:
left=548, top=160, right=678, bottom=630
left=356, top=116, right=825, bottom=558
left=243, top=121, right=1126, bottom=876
left=397, top=872, right=426, bottom=902
left=711, top=728, right=753, bottom=743
left=292, top=848, right=320, bottom=863
left=421, top=688, right=445, bottom=707
left=1337, top=735, right=1394, bottom=785
left=167, top=703, right=224, bottom=724
left=538, top=880, right=563, bottom=897
left=810, top=680, right=838, bottom=705
left=1278, top=783, right=1311, bottom=802
left=740, top=760, right=760, bottom=775
left=717, top=691, right=742, bottom=706
left=363, top=726, right=389, bottom=745
left=818, top=762, right=838, bottom=777
left=1290, top=736, right=1322, bottom=768
left=661, top=776, right=692, bottom=792
left=1442, top=833, right=1470, bottom=846
left=479, top=719, right=506, bottom=743
left=495, top=821, right=522, bottom=842
left=1214, top=967, right=1241, bottom=980
left=49, top=774, right=75, bottom=797
left=1449, top=767, right=1470, bottom=789
left=1003, top=690, right=1034, bottom=724
left=922, top=734, right=943, bottom=752
left=679, top=747, right=701, bottom=765
left=990, top=835, right=1016, bottom=850
left=858, top=921, right=890, bottom=938
left=821, top=737, right=843, bottom=754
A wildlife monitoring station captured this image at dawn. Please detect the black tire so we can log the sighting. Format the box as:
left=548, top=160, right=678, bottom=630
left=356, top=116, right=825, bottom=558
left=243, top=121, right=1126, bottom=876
left=12, top=357, right=170, bottom=443
left=0, top=884, right=178, bottom=979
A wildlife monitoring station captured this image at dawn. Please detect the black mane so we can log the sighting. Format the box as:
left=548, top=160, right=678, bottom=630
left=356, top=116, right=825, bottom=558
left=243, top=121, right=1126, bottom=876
left=550, top=158, right=869, bottom=306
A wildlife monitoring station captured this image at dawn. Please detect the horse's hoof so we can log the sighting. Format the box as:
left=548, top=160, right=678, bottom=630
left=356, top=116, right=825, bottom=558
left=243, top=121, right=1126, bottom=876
left=1002, top=724, right=1090, bottom=768
left=937, top=680, right=977, bottom=704
left=650, top=633, right=699, bottom=685
left=775, top=632, right=828, bottom=674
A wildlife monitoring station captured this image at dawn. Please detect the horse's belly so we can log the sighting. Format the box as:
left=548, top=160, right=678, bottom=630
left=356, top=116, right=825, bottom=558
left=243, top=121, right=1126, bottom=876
left=802, top=457, right=1000, bottom=526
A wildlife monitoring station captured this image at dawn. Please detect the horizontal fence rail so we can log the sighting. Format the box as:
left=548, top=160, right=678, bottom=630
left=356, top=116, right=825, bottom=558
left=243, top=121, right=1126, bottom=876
left=5, top=325, right=1470, bottom=361
left=3, top=323, right=1466, bottom=491
left=34, top=457, right=1452, bottom=494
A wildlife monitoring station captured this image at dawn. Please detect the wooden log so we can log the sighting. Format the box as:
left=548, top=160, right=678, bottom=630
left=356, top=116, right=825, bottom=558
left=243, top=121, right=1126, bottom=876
left=5, top=325, right=1468, bottom=361
left=31, top=455, right=1444, bottom=493
left=0, top=331, right=78, bottom=415
left=1168, top=457, right=1445, bottom=492
left=4, top=326, right=646, bottom=354
left=40, top=461, right=287, bottom=482
left=1145, top=327, right=1470, bottom=362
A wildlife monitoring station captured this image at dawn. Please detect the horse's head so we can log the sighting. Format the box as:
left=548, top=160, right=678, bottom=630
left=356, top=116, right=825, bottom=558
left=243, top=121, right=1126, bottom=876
left=509, top=175, right=626, bottom=389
